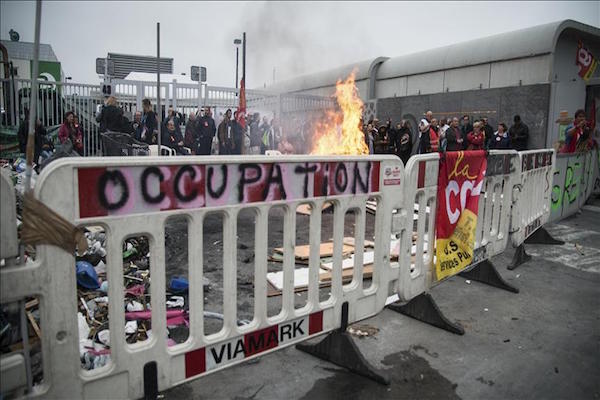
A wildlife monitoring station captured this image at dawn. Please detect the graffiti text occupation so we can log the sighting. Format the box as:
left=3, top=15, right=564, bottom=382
left=78, top=161, right=380, bottom=218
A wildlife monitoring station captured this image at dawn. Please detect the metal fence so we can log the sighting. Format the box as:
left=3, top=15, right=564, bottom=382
left=0, top=78, right=336, bottom=156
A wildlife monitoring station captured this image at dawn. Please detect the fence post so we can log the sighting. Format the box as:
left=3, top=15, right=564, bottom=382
left=171, top=79, right=177, bottom=111
left=136, top=81, right=143, bottom=112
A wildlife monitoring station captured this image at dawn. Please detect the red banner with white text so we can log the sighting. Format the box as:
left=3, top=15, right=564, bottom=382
left=435, top=151, right=487, bottom=280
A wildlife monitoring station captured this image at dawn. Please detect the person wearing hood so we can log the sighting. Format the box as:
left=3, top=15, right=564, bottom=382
left=393, top=119, right=413, bottom=164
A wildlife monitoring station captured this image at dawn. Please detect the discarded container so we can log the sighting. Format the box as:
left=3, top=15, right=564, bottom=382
left=169, top=277, right=189, bottom=293
left=76, top=261, right=100, bottom=290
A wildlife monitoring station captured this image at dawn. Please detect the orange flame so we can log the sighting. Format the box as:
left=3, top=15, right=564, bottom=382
left=311, top=70, right=369, bottom=155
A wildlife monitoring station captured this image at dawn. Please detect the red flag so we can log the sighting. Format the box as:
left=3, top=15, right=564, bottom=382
left=435, top=151, right=487, bottom=280
left=237, top=77, right=246, bottom=129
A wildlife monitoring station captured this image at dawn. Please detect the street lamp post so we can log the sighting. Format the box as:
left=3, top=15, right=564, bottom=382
left=234, top=38, right=241, bottom=89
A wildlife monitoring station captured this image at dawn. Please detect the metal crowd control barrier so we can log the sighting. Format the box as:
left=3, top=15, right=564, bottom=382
left=0, top=155, right=404, bottom=398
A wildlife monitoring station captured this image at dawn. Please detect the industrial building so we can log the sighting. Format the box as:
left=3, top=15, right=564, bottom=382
left=267, top=19, right=600, bottom=149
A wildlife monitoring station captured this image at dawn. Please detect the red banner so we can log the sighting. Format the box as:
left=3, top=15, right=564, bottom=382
left=237, top=77, right=246, bottom=129
left=435, top=151, right=487, bottom=280
left=576, top=41, right=598, bottom=81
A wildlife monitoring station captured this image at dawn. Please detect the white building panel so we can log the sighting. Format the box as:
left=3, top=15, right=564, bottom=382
left=406, top=71, right=444, bottom=96
left=489, top=55, right=551, bottom=88
left=444, top=64, right=491, bottom=92
left=376, top=77, right=407, bottom=98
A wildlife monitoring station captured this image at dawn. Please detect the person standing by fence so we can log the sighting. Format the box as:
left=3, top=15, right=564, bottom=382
left=509, top=115, right=529, bottom=151
left=96, top=96, right=124, bottom=133
left=467, top=122, right=485, bottom=150
left=445, top=117, right=464, bottom=151
left=562, top=109, right=591, bottom=153
left=218, top=109, right=234, bottom=155
left=490, top=122, right=511, bottom=149
left=196, top=108, right=216, bottom=155
left=58, top=111, right=83, bottom=155
left=138, top=98, right=158, bottom=144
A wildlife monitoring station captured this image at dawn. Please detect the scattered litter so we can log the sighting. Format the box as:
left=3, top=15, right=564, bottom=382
left=465, top=280, right=471, bottom=285
left=166, top=296, right=185, bottom=308
left=516, top=274, right=520, bottom=278
left=554, top=367, right=559, bottom=374
left=76, top=261, right=100, bottom=290
left=125, top=321, right=138, bottom=334
left=347, top=324, right=379, bottom=338
left=97, top=330, right=110, bottom=346
left=503, top=339, right=510, bottom=343
left=126, top=301, right=144, bottom=312
left=574, top=243, right=584, bottom=255
left=169, top=277, right=189, bottom=293
left=99, top=281, right=109, bottom=293
left=125, top=284, right=145, bottom=297
left=484, top=308, right=489, bottom=312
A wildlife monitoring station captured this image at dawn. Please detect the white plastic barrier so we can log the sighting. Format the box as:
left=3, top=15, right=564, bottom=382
left=473, top=151, right=521, bottom=263
left=0, top=155, right=405, bottom=399
left=510, top=149, right=555, bottom=246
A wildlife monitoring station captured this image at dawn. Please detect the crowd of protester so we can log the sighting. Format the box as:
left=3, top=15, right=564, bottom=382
left=362, top=109, right=597, bottom=162
left=17, top=96, right=598, bottom=167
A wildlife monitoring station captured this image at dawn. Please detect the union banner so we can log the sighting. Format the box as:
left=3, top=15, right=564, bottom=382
left=435, top=151, right=487, bottom=280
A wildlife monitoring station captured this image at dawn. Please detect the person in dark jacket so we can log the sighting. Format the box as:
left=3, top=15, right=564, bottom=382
left=184, top=112, right=197, bottom=152
left=490, top=123, right=511, bottom=149
left=508, top=115, right=529, bottom=151
left=218, top=109, right=234, bottom=155
left=393, top=120, right=413, bottom=165
left=162, top=120, right=188, bottom=154
left=196, top=108, right=216, bottom=155
left=249, top=113, right=262, bottom=154
left=481, top=117, right=494, bottom=149
left=417, top=119, right=432, bottom=154
left=445, top=117, right=465, bottom=151
left=17, top=114, right=47, bottom=163
left=460, top=115, right=472, bottom=150
left=96, top=96, right=125, bottom=133
left=231, top=110, right=244, bottom=155
left=132, top=111, right=143, bottom=139
left=138, top=98, right=158, bottom=144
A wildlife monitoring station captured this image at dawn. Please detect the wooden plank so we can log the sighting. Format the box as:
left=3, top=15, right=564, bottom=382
left=26, top=311, right=42, bottom=339
left=266, top=265, right=374, bottom=297
left=273, top=242, right=355, bottom=260
left=295, top=203, right=333, bottom=216
left=25, top=298, right=39, bottom=309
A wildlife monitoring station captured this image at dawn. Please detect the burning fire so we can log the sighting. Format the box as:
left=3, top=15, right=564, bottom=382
left=311, top=70, right=369, bottom=155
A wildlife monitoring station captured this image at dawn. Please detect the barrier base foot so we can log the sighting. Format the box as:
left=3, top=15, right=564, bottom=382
left=459, top=260, right=519, bottom=293
left=524, top=227, right=565, bottom=245
left=386, top=293, right=465, bottom=335
left=143, top=361, right=158, bottom=400
left=296, top=302, right=390, bottom=385
left=507, top=244, right=531, bottom=270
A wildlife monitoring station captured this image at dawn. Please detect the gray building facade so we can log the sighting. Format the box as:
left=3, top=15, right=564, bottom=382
left=267, top=20, right=600, bottom=150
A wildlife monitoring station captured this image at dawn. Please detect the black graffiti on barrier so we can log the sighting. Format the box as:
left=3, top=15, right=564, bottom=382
left=98, top=170, right=129, bottom=210
left=96, top=161, right=374, bottom=211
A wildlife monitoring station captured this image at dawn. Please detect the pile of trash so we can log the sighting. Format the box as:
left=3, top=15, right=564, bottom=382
left=75, top=229, right=195, bottom=370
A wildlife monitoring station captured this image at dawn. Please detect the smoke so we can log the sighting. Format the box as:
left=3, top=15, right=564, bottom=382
left=229, top=1, right=377, bottom=90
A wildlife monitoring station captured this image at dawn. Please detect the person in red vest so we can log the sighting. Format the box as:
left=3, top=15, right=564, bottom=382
left=417, top=119, right=439, bottom=153
left=467, top=121, right=485, bottom=150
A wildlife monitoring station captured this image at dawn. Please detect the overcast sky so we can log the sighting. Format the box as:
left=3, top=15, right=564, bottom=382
left=1, top=1, right=599, bottom=89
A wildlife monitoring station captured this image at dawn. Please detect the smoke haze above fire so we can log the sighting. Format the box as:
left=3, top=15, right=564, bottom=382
left=1, top=1, right=598, bottom=89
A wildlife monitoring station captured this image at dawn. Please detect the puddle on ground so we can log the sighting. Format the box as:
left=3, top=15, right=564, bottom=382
left=300, top=350, right=460, bottom=400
